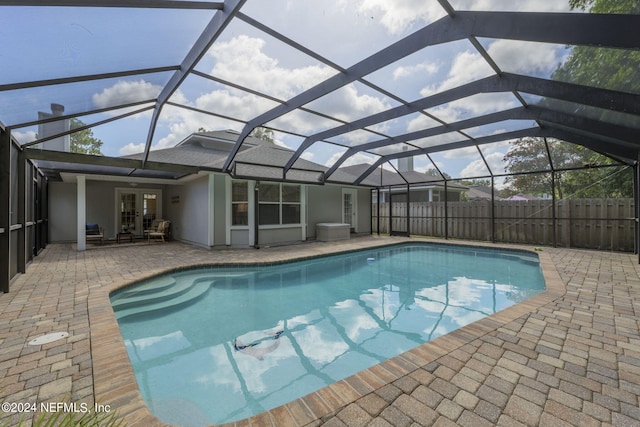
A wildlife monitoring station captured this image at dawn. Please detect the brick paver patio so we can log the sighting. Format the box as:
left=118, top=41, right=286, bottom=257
left=1, top=236, right=639, bottom=426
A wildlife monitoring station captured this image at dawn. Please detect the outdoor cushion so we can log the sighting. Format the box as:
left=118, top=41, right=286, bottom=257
left=86, top=223, right=100, bottom=235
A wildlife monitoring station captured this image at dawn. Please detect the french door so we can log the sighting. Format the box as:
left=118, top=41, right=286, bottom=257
left=342, top=188, right=357, bottom=232
left=115, top=188, right=162, bottom=236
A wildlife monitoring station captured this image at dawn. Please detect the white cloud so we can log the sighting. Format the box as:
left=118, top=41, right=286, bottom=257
left=209, top=35, right=335, bottom=100
left=305, top=84, right=392, bottom=123
left=442, top=146, right=479, bottom=159
left=393, top=62, right=439, bottom=80
left=406, top=114, right=441, bottom=133
left=357, top=0, right=446, bottom=34
left=487, top=40, right=564, bottom=76
left=132, top=35, right=396, bottom=153
left=325, top=150, right=379, bottom=168
left=12, top=130, right=37, bottom=144
left=118, top=142, right=145, bottom=156
left=300, top=152, right=315, bottom=162
left=459, top=157, right=489, bottom=177
left=92, top=79, right=162, bottom=109
left=268, top=109, right=339, bottom=135
left=420, top=50, right=494, bottom=97
left=457, top=0, right=573, bottom=12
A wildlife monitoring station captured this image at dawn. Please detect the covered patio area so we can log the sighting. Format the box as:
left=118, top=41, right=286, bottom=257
left=1, top=236, right=639, bottom=426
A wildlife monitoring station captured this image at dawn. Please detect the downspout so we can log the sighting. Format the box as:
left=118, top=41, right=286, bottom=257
left=254, top=181, right=260, bottom=249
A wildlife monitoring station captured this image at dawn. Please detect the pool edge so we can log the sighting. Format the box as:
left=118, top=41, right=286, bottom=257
left=89, top=238, right=566, bottom=427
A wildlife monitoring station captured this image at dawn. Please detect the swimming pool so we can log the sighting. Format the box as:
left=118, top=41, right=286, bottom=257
left=110, top=243, right=545, bottom=426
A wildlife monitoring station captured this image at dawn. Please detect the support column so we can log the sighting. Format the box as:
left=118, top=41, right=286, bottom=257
left=17, top=149, right=26, bottom=273
left=77, top=175, right=86, bottom=251
left=208, top=173, right=215, bottom=247
left=253, top=181, right=259, bottom=249
left=444, top=181, right=449, bottom=240
left=377, top=188, right=381, bottom=236
left=551, top=170, right=558, bottom=248
left=635, top=161, right=639, bottom=262
left=491, top=176, right=496, bottom=243
left=406, top=183, right=410, bottom=237
left=300, top=185, right=307, bottom=241
left=0, top=128, right=10, bottom=292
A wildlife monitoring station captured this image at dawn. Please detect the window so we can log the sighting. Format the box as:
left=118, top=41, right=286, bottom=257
left=259, top=183, right=301, bottom=225
left=232, top=181, right=249, bottom=226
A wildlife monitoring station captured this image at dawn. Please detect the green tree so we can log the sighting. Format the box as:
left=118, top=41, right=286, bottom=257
left=554, top=0, right=640, bottom=96
left=569, top=0, right=640, bottom=13
left=70, top=118, right=103, bottom=155
left=461, top=178, right=491, bottom=187
left=250, top=126, right=275, bottom=143
left=424, top=168, right=450, bottom=180
left=504, top=0, right=637, bottom=199
left=503, top=137, right=632, bottom=198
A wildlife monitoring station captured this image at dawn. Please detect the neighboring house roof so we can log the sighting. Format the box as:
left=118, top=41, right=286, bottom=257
left=467, top=185, right=494, bottom=200
left=505, top=194, right=542, bottom=201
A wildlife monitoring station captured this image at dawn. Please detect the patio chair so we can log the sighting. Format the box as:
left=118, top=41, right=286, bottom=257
left=85, top=223, right=104, bottom=245
left=148, top=220, right=170, bottom=243
left=143, top=218, right=164, bottom=239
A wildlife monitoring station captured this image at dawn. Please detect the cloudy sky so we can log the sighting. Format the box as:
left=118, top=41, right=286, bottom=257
left=3, top=0, right=579, bottom=180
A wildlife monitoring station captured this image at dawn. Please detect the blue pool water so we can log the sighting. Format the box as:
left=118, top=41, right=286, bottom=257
left=110, top=243, right=545, bottom=426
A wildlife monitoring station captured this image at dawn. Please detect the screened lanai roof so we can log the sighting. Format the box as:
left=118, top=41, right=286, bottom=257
left=1, top=1, right=639, bottom=186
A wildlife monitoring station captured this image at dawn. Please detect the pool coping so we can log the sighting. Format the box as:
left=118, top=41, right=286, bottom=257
left=88, top=238, right=566, bottom=426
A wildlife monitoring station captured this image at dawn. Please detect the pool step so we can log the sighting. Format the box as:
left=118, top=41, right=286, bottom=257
left=113, top=277, right=214, bottom=321
left=112, top=278, right=197, bottom=312
left=111, top=276, right=178, bottom=302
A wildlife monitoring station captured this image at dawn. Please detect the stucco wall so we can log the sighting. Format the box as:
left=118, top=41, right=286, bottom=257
left=48, top=182, right=77, bottom=242
left=48, top=180, right=166, bottom=243
left=259, top=227, right=302, bottom=246
left=306, top=185, right=371, bottom=238
left=357, top=186, right=372, bottom=233
left=165, top=176, right=210, bottom=247
left=48, top=177, right=371, bottom=246
left=213, top=175, right=227, bottom=247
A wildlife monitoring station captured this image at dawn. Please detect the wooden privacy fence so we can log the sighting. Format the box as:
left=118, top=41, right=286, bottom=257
left=373, top=198, right=635, bottom=252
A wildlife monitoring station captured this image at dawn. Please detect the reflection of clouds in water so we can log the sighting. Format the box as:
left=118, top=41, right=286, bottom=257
left=126, top=331, right=189, bottom=358
left=360, top=288, right=403, bottom=322
left=331, top=300, right=378, bottom=342
left=446, top=305, right=487, bottom=328
left=292, top=324, right=349, bottom=365
left=288, top=311, right=321, bottom=329
left=417, top=277, right=485, bottom=307
left=197, top=339, right=298, bottom=394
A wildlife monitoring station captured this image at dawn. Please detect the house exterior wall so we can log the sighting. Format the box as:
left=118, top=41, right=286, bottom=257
left=48, top=182, right=77, bottom=242
left=49, top=180, right=166, bottom=243
left=213, top=175, right=227, bottom=247
left=230, top=229, right=250, bottom=247
left=48, top=175, right=371, bottom=247
left=165, top=176, right=209, bottom=247
left=357, top=187, right=372, bottom=233
left=307, top=185, right=371, bottom=238
left=258, top=227, right=302, bottom=246
left=307, top=185, right=342, bottom=238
